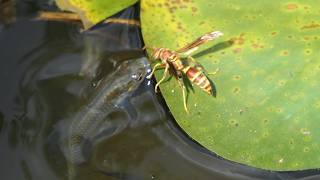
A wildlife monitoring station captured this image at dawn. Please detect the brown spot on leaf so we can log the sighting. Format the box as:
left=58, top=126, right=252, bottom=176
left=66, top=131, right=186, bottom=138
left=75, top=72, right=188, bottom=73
left=191, top=6, right=197, bottom=12
left=270, top=31, right=278, bottom=36
left=233, top=87, right=240, bottom=94
left=301, top=22, right=320, bottom=30
left=285, top=3, right=298, bottom=10
left=304, top=49, right=312, bottom=55
left=165, top=0, right=193, bottom=13
left=281, top=50, right=289, bottom=56
left=199, top=21, right=205, bottom=25
left=233, top=75, right=241, bottom=80
left=231, top=33, right=245, bottom=46
left=233, top=48, right=242, bottom=54
left=251, top=41, right=264, bottom=50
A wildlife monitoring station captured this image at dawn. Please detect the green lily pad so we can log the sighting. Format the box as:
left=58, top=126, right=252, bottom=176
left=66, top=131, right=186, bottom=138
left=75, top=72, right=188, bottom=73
left=141, top=0, right=320, bottom=170
left=55, top=0, right=137, bottom=28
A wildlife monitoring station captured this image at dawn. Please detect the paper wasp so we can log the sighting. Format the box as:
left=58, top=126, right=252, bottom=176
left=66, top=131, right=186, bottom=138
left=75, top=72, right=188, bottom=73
left=145, top=31, right=223, bottom=113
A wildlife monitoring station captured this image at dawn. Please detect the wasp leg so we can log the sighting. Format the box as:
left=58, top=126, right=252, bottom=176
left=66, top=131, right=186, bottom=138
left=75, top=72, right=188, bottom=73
left=154, top=63, right=169, bottom=92
left=208, top=68, right=220, bottom=75
left=187, top=56, right=219, bottom=75
left=146, top=63, right=165, bottom=79
left=177, top=78, right=189, bottom=113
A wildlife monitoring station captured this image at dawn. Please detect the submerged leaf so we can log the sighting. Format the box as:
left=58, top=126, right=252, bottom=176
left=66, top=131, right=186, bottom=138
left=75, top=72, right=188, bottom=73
left=141, top=0, right=320, bottom=170
left=55, top=0, right=138, bottom=29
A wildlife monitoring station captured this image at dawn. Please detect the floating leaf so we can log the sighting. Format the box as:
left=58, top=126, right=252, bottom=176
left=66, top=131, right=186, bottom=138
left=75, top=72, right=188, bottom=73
left=55, top=0, right=138, bottom=28
left=141, top=0, right=320, bottom=170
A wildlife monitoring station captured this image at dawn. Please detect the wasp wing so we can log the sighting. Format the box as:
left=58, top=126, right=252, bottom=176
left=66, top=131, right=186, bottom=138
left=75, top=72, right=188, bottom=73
left=176, top=31, right=223, bottom=55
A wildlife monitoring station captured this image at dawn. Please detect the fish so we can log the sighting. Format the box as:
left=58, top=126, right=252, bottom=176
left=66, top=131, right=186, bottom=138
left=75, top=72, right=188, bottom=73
left=63, top=57, right=148, bottom=179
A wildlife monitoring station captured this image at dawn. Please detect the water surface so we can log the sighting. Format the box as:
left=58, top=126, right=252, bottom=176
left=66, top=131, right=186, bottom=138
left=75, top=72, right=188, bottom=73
left=0, top=1, right=319, bottom=180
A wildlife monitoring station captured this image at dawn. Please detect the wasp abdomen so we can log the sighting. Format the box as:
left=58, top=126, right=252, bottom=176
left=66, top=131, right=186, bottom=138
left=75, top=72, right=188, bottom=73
left=184, top=67, right=212, bottom=95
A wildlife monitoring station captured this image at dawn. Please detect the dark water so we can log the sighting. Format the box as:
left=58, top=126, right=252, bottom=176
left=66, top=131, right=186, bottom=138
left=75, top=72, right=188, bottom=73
left=0, top=1, right=319, bottom=180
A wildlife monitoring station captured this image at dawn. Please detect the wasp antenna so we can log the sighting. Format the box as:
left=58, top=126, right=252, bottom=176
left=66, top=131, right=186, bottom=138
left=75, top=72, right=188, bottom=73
left=142, top=46, right=147, bottom=50
left=142, top=45, right=156, bottom=51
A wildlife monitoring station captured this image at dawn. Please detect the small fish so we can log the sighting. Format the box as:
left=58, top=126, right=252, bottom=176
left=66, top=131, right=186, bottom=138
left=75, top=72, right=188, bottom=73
left=64, top=57, right=148, bottom=179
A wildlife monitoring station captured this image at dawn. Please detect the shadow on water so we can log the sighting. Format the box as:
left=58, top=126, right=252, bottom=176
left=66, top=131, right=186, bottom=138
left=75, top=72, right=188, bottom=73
left=0, top=1, right=320, bottom=180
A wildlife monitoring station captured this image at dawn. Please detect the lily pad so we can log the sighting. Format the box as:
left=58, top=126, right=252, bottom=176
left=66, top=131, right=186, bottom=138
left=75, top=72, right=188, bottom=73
left=141, top=0, right=320, bottom=170
left=55, top=0, right=138, bottom=28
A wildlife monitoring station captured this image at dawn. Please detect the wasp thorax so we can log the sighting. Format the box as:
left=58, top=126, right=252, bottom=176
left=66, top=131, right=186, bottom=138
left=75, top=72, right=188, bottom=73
left=161, top=49, right=174, bottom=60
left=152, top=48, right=174, bottom=61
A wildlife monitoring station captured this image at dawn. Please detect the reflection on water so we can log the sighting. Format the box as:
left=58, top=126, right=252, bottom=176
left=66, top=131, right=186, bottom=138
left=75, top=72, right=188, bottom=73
left=0, top=1, right=320, bottom=180
left=0, top=0, right=16, bottom=25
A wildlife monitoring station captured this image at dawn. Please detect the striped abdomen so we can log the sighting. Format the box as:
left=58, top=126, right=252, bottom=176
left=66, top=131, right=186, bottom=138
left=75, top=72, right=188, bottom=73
left=182, top=66, right=212, bottom=95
